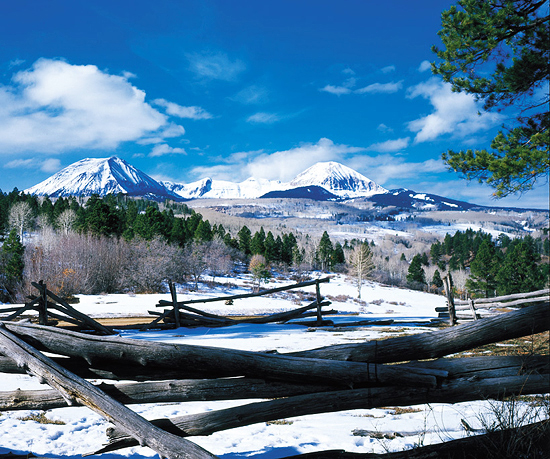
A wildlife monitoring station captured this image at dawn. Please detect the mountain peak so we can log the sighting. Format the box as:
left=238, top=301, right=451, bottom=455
left=25, top=156, right=181, bottom=200
left=289, top=161, right=387, bottom=198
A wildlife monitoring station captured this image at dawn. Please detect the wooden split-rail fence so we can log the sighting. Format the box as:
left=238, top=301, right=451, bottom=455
left=0, top=297, right=548, bottom=458
left=143, top=277, right=333, bottom=330
left=438, top=275, right=549, bottom=325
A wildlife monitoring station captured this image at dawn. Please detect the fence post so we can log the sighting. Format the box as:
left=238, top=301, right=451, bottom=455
left=444, top=275, right=456, bottom=326
left=38, top=280, right=48, bottom=326
left=315, top=280, right=323, bottom=325
left=169, top=281, right=180, bottom=329
left=468, top=298, right=478, bottom=321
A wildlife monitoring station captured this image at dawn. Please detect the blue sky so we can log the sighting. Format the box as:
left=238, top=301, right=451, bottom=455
left=0, top=0, right=548, bottom=209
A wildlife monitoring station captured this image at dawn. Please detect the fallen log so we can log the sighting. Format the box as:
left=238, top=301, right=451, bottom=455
left=1, top=322, right=444, bottom=387
left=0, top=377, right=334, bottom=411
left=277, top=419, right=550, bottom=458
left=96, top=373, right=549, bottom=454
left=0, top=323, right=217, bottom=459
left=2, top=355, right=545, bottom=411
left=290, top=302, right=550, bottom=362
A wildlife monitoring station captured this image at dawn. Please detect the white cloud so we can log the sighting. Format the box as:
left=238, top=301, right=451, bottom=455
left=367, top=137, right=410, bottom=153
left=381, top=65, right=396, bottom=73
left=355, top=81, right=403, bottom=94
left=407, top=78, right=504, bottom=143
left=0, top=58, right=180, bottom=154
left=41, top=158, right=61, bottom=173
left=319, top=84, right=353, bottom=96
left=246, top=112, right=280, bottom=124
left=4, top=158, right=33, bottom=168
left=149, top=143, right=186, bottom=157
left=153, top=98, right=213, bottom=119
left=231, top=85, right=269, bottom=104
left=187, top=51, right=246, bottom=81
left=4, top=157, right=61, bottom=173
left=418, top=60, right=431, bottom=72
left=246, top=138, right=364, bottom=182
left=376, top=123, right=393, bottom=133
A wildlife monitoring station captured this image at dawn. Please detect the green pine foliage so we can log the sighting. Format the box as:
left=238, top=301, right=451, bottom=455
left=406, top=254, right=426, bottom=289
left=433, top=0, right=549, bottom=197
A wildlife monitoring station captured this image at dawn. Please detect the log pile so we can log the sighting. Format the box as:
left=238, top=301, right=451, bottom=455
left=0, top=300, right=548, bottom=459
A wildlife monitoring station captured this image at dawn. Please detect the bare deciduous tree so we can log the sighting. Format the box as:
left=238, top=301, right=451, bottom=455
left=57, top=209, right=77, bottom=235
left=348, top=243, right=375, bottom=299
left=9, top=202, right=34, bottom=242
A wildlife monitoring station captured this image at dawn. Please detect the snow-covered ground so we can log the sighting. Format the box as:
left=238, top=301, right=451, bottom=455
left=0, top=274, right=545, bottom=458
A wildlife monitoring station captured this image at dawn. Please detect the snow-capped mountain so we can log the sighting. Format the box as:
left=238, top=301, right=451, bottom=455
left=289, top=161, right=387, bottom=198
left=25, top=157, right=181, bottom=200
left=163, top=177, right=286, bottom=199
left=25, top=156, right=385, bottom=201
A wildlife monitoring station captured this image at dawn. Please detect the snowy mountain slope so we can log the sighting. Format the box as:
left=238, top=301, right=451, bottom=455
left=25, top=157, right=181, bottom=200
left=366, top=188, right=478, bottom=211
left=164, top=176, right=286, bottom=199
left=289, top=161, right=387, bottom=198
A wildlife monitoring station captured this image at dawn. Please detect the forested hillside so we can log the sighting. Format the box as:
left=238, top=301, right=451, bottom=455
left=0, top=190, right=548, bottom=304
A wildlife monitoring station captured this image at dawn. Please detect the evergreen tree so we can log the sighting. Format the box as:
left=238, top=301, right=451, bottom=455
left=433, top=0, right=549, bottom=197
left=237, top=226, right=252, bottom=256
left=407, top=254, right=426, bottom=289
left=263, top=231, right=277, bottom=262
left=250, top=227, right=266, bottom=255
left=331, top=242, right=346, bottom=267
left=432, top=269, right=444, bottom=290
left=0, top=229, right=24, bottom=301
left=496, top=240, right=545, bottom=295
left=466, top=239, right=498, bottom=297
left=317, top=231, right=334, bottom=271
left=194, top=219, right=213, bottom=243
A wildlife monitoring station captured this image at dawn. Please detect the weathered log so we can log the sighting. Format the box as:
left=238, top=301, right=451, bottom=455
left=1, top=321, right=443, bottom=387
left=277, top=419, right=550, bottom=458
left=0, top=323, right=217, bottom=459
left=0, top=377, right=334, bottom=411
left=2, top=355, right=546, bottom=411
left=454, top=289, right=549, bottom=305
left=290, top=302, right=549, bottom=362
left=97, top=373, right=549, bottom=454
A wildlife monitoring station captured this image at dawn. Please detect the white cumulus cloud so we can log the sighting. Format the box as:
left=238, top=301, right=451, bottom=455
left=149, top=143, right=186, bottom=157
left=407, top=78, right=503, bottom=143
left=0, top=58, right=180, bottom=154
left=187, top=51, right=246, bottom=81
left=153, top=98, right=213, bottom=119
left=246, top=112, right=281, bottom=124
left=355, top=81, right=403, bottom=94
left=367, top=137, right=410, bottom=153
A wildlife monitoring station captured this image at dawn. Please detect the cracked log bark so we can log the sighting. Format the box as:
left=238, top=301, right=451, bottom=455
left=0, top=322, right=444, bottom=388
left=290, top=302, right=549, bottom=362
left=1, top=355, right=547, bottom=411
left=96, top=373, right=549, bottom=454
left=0, top=323, right=217, bottom=459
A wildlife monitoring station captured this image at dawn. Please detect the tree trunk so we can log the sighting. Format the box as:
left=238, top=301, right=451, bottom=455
left=290, top=302, right=549, bottom=362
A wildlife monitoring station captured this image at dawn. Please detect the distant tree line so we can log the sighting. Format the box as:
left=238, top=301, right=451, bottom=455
left=405, top=228, right=549, bottom=297
left=1, top=189, right=547, bottom=303
left=0, top=191, right=347, bottom=302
